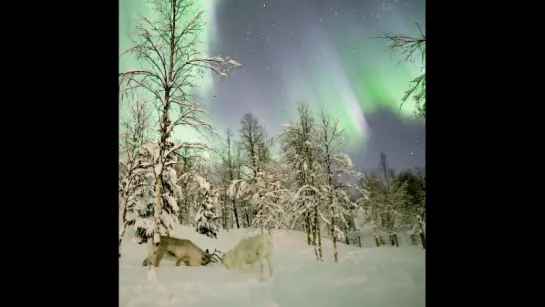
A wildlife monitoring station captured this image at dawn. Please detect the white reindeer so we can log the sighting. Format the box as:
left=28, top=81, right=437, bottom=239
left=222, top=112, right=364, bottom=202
left=222, top=233, right=273, bottom=279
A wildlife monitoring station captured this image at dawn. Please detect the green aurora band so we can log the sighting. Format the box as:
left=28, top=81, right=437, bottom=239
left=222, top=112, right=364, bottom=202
left=119, top=0, right=424, bottom=150
left=119, top=0, right=220, bottom=143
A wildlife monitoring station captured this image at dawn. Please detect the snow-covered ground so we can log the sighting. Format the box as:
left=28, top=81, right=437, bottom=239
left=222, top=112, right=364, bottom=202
left=120, top=226, right=425, bottom=307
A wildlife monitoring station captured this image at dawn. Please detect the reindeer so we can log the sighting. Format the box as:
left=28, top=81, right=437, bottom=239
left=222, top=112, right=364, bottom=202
left=221, top=234, right=273, bottom=279
left=141, top=236, right=222, bottom=267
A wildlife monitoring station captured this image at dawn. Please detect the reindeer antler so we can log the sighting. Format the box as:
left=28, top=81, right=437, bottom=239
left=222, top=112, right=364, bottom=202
left=202, top=248, right=222, bottom=265
left=208, top=248, right=223, bottom=264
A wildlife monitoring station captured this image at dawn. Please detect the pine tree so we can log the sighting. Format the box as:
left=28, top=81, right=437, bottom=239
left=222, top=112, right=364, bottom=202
left=133, top=139, right=184, bottom=242
left=195, top=190, right=220, bottom=238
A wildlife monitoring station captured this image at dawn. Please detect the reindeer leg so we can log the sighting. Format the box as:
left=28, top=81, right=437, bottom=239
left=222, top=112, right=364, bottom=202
left=155, top=247, right=166, bottom=267
left=255, top=249, right=265, bottom=279
left=266, top=255, right=273, bottom=277
left=175, top=258, right=183, bottom=266
left=259, top=259, right=265, bottom=279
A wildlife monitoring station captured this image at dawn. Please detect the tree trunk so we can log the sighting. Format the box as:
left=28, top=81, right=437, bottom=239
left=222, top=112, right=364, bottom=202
left=232, top=199, right=240, bottom=228
left=350, top=208, right=356, bottom=231
left=119, top=203, right=128, bottom=258
left=147, top=175, right=163, bottom=282
left=177, top=199, right=183, bottom=224
left=343, top=223, right=350, bottom=244
left=418, top=215, right=426, bottom=249
left=244, top=205, right=250, bottom=228
left=411, top=234, right=417, bottom=245
left=184, top=197, right=189, bottom=225
left=310, top=207, right=322, bottom=262
left=151, top=176, right=163, bottom=262
left=305, top=213, right=312, bottom=245
left=119, top=221, right=127, bottom=258
left=221, top=194, right=227, bottom=230
left=332, top=214, right=338, bottom=263
left=372, top=220, right=381, bottom=247
left=317, top=216, right=323, bottom=262
left=311, top=212, right=319, bottom=261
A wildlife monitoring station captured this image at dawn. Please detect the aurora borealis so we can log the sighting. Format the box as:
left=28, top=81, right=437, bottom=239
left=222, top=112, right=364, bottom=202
left=119, top=0, right=425, bottom=170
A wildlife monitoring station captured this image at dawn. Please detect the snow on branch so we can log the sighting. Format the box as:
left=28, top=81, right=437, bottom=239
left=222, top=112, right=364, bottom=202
left=378, top=22, right=426, bottom=64
left=166, top=141, right=208, bottom=161
left=177, top=171, right=210, bottom=191
left=184, top=56, right=241, bottom=78
left=227, top=180, right=249, bottom=200
left=119, top=69, right=165, bottom=104
left=377, top=22, right=426, bottom=119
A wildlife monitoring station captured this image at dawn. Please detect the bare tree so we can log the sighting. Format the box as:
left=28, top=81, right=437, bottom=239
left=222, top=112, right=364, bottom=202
left=217, top=129, right=241, bottom=228
left=239, top=113, right=268, bottom=178
left=238, top=113, right=271, bottom=224
left=118, top=0, right=240, bottom=281
left=378, top=23, right=426, bottom=119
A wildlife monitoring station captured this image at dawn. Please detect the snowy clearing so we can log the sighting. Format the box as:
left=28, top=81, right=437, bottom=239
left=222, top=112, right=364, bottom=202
left=120, top=226, right=425, bottom=307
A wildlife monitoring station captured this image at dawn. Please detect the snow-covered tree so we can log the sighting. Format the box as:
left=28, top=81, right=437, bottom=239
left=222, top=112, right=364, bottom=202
left=396, top=168, right=426, bottom=223
left=195, top=189, right=219, bottom=238
left=227, top=160, right=291, bottom=234
left=133, top=139, right=184, bottom=241
left=211, top=129, right=244, bottom=229
left=364, top=153, right=410, bottom=246
left=314, top=112, right=368, bottom=262
left=250, top=164, right=291, bottom=234
left=118, top=0, right=240, bottom=280
left=280, top=102, right=325, bottom=261
left=207, top=163, right=229, bottom=230
left=237, top=113, right=273, bottom=226
left=119, top=99, right=153, bottom=256
left=176, top=147, right=210, bottom=225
